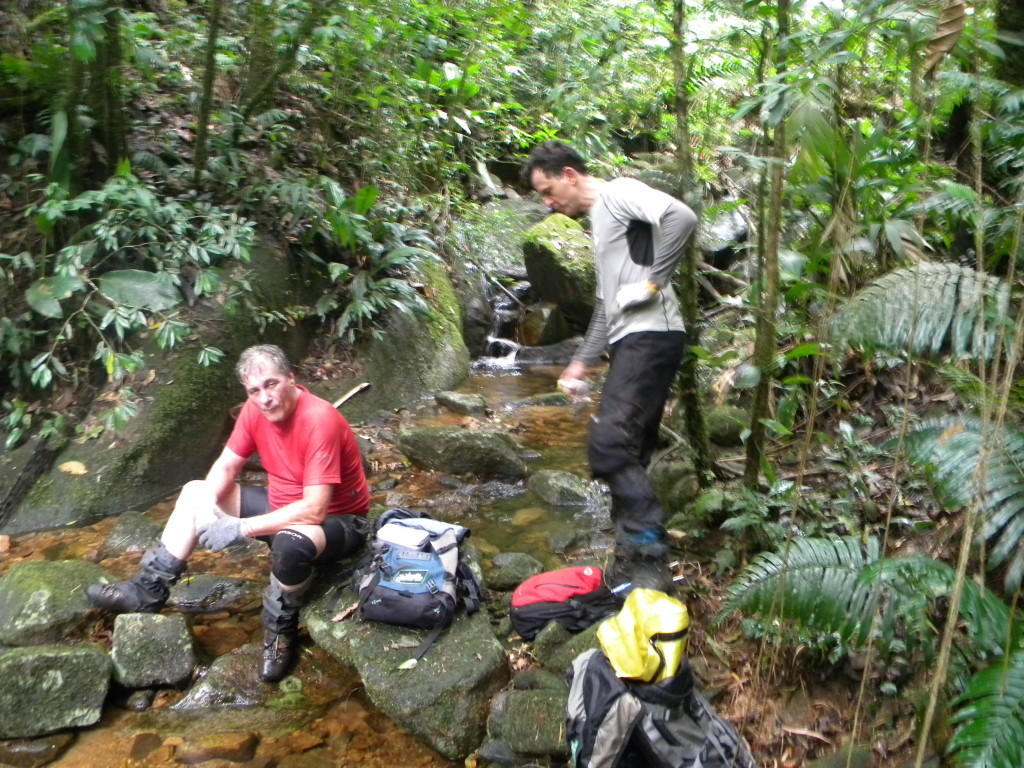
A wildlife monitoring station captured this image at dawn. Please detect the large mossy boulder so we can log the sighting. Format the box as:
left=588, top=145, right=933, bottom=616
left=0, top=560, right=112, bottom=646
left=522, top=214, right=595, bottom=331
left=397, top=426, right=527, bottom=479
left=304, top=597, right=509, bottom=760
left=0, top=644, right=112, bottom=739
left=0, top=245, right=307, bottom=536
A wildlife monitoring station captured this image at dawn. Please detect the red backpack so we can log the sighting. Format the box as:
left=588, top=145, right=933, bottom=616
left=510, top=566, right=619, bottom=640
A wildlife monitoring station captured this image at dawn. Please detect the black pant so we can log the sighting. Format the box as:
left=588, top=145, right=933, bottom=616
left=587, top=330, right=686, bottom=547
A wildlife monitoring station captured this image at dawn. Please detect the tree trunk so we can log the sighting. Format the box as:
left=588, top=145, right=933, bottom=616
left=743, top=0, right=789, bottom=488
left=193, top=0, right=224, bottom=188
left=996, top=0, right=1024, bottom=86
left=86, top=0, right=127, bottom=181
left=669, top=0, right=712, bottom=485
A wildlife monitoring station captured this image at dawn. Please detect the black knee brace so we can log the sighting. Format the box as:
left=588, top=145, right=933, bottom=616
left=269, top=529, right=318, bottom=587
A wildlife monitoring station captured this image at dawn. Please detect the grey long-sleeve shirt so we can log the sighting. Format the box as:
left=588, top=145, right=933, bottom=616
left=573, top=177, right=698, bottom=366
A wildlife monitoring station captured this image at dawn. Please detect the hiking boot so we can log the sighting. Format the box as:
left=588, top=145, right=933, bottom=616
left=86, top=542, right=185, bottom=613
left=604, top=537, right=674, bottom=598
left=259, top=576, right=309, bottom=683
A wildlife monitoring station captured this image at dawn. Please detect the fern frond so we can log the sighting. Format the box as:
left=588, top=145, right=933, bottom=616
left=831, top=262, right=1012, bottom=360
left=900, top=416, right=1024, bottom=592
left=948, top=649, right=1024, bottom=768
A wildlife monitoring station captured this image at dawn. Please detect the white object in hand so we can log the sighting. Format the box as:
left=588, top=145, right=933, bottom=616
left=557, top=377, right=590, bottom=402
left=616, top=281, right=658, bottom=313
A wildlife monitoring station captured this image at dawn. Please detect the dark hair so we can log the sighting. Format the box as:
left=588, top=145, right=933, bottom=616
left=235, top=344, right=292, bottom=383
left=521, top=140, right=589, bottom=186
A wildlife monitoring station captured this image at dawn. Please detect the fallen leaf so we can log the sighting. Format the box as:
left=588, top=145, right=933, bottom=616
left=331, top=601, right=359, bottom=622
left=59, top=461, right=88, bottom=475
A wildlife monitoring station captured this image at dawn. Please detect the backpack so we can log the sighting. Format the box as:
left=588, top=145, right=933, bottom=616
left=565, top=648, right=759, bottom=768
left=351, top=508, right=482, bottom=631
left=510, top=566, right=619, bottom=641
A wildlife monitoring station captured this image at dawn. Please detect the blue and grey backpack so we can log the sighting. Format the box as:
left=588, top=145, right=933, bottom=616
left=352, top=508, right=482, bottom=631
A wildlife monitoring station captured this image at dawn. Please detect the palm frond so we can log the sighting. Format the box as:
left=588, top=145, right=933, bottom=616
left=899, top=416, right=1024, bottom=593
left=948, top=649, right=1024, bottom=768
left=831, top=262, right=1012, bottom=361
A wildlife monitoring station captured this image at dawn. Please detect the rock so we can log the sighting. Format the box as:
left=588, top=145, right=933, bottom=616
left=649, top=461, right=700, bottom=516
left=549, top=529, right=591, bottom=555
left=520, top=302, right=572, bottom=347
left=111, top=613, right=197, bottom=688
left=487, top=689, right=568, bottom=758
left=0, top=732, right=76, bottom=768
left=515, top=337, right=583, bottom=366
left=0, top=644, right=111, bottom=739
left=397, top=426, right=527, bottom=479
left=506, top=392, right=570, bottom=409
left=435, top=391, right=489, bottom=416
left=512, top=668, right=569, bottom=692
left=305, top=598, right=509, bottom=760
left=487, top=552, right=544, bottom=591
left=527, top=470, right=591, bottom=505
left=169, top=574, right=262, bottom=614
left=98, top=511, right=162, bottom=557
left=173, top=643, right=273, bottom=710
left=706, top=404, right=749, bottom=447
left=522, top=214, right=596, bottom=330
left=532, top=622, right=601, bottom=675
left=173, top=732, right=259, bottom=765
left=0, top=560, right=112, bottom=646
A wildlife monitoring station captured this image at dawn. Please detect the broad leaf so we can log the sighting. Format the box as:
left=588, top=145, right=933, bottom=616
left=924, top=0, right=967, bottom=80
left=25, top=275, right=85, bottom=318
left=97, top=270, right=180, bottom=311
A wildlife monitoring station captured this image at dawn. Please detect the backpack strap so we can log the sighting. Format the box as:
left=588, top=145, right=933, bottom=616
left=456, top=560, right=483, bottom=615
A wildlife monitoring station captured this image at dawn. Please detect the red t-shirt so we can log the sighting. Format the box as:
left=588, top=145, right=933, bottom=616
left=226, top=385, right=370, bottom=516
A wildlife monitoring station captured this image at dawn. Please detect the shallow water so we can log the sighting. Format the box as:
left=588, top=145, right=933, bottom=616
left=1, top=364, right=607, bottom=767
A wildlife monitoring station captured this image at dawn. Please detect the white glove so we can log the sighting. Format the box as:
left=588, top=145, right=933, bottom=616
left=197, top=510, right=249, bottom=552
left=615, top=281, right=659, bottom=313
left=557, top=377, right=591, bottom=403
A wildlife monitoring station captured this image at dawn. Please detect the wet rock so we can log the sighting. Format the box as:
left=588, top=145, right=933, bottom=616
left=505, top=392, right=570, bottom=410
left=474, top=737, right=528, bottom=767
left=706, top=404, right=749, bottom=447
left=305, top=599, right=509, bottom=760
left=522, top=214, right=595, bottom=329
left=0, top=644, right=111, bottom=739
left=169, top=574, right=262, bottom=614
left=521, top=302, right=572, bottom=347
left=0, top=732, right=76, bottom=768
left=373, top=477, right=398, bottom=491
left=527, top=470, right=591, bottom=505
left=437, top=474, right=463, bottom=490
left=0, top=559, right=111, bottom=646
left=532, top=622, right=600, bottom=676
left=129, top=732, right=164, bottom=761
left=99, top=510, right=161, bottom=557
left=112, top=613, right=197, bottom=688
left=487, top=552, right=544, bottom=591
left=487, top=689, right=568, bottom=759
left=126, top=689, right=158, bottom=711
left=514, top=337, right=582, bottom=366
left=397, top=426, right=527, bottom=479
left=512, top=668, right=569, bottom=692
left=435, top=391, right=489, bottom=417
left=548, top=529, right=590, bottom=555
left=173, top=731, right=258, bottom=765
left=173, top=643, right=273, bottom=710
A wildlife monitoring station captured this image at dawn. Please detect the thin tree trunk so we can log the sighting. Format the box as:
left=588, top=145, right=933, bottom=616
left=193, top=0, right=224, bottom=188
left=743, top=0, right=789, bottom=488
left=669, top=0, right=712, bottom=485
left=87, top=0, right=126, bottom=180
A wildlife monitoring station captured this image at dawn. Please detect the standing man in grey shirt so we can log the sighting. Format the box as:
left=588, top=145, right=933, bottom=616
left=524, top=140, right=698, bottom=594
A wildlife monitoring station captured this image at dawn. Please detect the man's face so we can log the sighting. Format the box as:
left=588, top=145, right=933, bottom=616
left=242, top=365, right=300, bottom=424
left=530, top=167, right=585, bottom=218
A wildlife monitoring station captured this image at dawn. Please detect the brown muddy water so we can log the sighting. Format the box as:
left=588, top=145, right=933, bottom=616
left=0, top=364, right=611, bottom=768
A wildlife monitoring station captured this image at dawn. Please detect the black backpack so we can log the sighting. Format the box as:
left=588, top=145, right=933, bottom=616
left=566, top=648, right=759, bottom=768
left=510, top=566, right=619, bottom=641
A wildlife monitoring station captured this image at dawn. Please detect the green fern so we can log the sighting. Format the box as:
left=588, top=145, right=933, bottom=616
left=899, top=416, right=1024, bottom=592
left=948, top=649, right=1024, bottom=768
left=831, top=263, right=1013, bottom=361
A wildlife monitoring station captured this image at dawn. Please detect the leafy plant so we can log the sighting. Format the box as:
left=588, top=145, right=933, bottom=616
left=723, top=535, right=1024, bottom=767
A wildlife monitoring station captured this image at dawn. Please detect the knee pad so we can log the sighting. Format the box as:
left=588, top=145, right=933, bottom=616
left=270, top=529, right=318, bottom=586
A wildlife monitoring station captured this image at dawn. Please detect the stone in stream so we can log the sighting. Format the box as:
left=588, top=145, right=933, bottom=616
left=111, top=613, right=197, bottom=688
left=435, top=391, right=489, bottom=416
left=397, top=425, right=527, bottom=479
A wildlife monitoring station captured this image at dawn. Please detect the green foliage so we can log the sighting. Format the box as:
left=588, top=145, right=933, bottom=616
left=898, top=415, right=1024, bottom=593
left=830, top=263, right=1014, bottom=361
left=724, top=535, right=1024, bottom=768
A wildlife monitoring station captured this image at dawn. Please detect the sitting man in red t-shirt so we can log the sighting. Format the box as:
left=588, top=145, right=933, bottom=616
left=87, top=344, right=371, bottom=682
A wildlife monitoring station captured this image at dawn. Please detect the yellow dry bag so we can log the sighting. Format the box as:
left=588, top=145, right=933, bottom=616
left=597, top=588, right=689, bottom=683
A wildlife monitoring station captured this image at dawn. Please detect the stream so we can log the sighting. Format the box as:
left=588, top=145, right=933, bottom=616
left=0, top=360, right=614, bottom=768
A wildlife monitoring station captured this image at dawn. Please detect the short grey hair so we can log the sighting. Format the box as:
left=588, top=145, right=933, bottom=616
left=235, top=344, right=292, bottom=383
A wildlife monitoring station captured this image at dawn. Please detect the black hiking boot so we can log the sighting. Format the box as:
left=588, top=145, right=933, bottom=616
left=86, top=542, right=185, bottom=613
left=259, top=576, right=309, bottom=683
left=604, top=538, right=674, bottom=599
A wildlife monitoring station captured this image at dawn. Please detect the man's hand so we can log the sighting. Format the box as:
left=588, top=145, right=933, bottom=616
left=198, top=510, right=250, bottom=552
left=616, top=280, right=659, bottom=313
